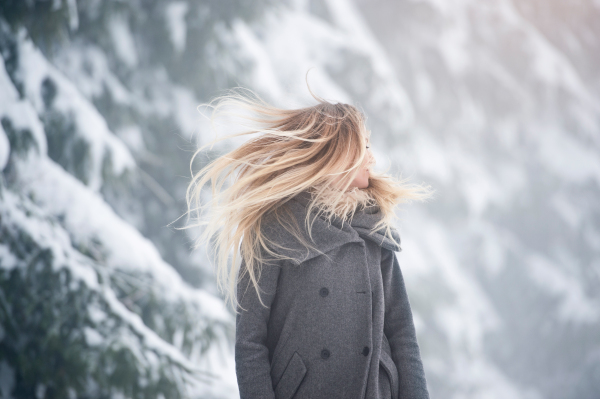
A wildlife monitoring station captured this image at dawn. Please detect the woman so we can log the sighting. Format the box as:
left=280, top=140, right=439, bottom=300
left=185, top=87, right=433, bottom=399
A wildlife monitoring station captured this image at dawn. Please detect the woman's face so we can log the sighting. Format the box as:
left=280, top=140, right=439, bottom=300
left=349, top=136, right=374, bottom=190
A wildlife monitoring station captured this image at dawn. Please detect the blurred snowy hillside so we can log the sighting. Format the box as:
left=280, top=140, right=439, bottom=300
left=0, top=0, right=599, bottom=398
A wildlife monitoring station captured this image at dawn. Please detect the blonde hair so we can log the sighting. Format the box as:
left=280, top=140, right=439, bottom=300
left=183, top=87, right=434, bottom=312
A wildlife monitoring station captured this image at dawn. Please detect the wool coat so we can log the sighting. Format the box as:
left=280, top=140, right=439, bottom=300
left=235, top=190, right=430, bottom=399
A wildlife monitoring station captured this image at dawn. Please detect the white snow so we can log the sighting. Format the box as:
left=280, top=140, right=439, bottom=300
left=438, top=20, right=472, bottom=75
left=551, top=192, right=582, bottom=230
left=230, top=19, right=284, bottom=102
left=53, top=45, right=132, bottom=105
left=14, top=152, right=230, bottom=323
left=172, top=85, right=203, bottom=138
left=15, top=33, right=135, bottom=190
left=0, top=244, right=19, bottom=271
left=1, top=187, right=228, bottom=392
left=66, top=0, right=79, bottom=31
left=400, top=211, right=540, bottom=397
left=0, top=56, right=48, bottom=157
left=415, top=72, right=436, bottom=108
left=1, top=27, right=236, bottom=390
left=165, top=2, right=189, bottom=54
left=527, top=253, right=599, bottom=324
left=0, top=127, right=9, bottom=171
left=1, top=191, right=99, bottom=288
left=83, top=327, right=104, bottom=346
left=452, top=146, right=502, bottom=216
left=537, top=126, right=600, bottom=185
left=114, top=125, right=146, bottom=154
left=412, top=218, right=501, bottom=353
left=257, top=10, right=350, bottom=105
left=412, top=130, right=453, bottom=185
left=325, top=0, right=415, bottom=129
left=108, top=13, right=138, bottom=68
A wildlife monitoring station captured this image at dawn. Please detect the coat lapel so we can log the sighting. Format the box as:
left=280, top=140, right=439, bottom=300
left=261, top=190, right=401, bottom=266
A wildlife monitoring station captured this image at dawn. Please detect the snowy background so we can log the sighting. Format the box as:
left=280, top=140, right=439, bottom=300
left=0, top=0, right=599, bottom=398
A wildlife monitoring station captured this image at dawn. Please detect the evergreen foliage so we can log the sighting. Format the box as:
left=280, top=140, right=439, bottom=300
left=0, top=0, right=250, bottom=396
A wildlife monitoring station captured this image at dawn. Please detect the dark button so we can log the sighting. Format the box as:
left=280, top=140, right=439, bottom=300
left=362, top=346, right=370, bottom=356
left=319, top=287, right=329, bottom=297
left=321, top=349, right=331, bottom=359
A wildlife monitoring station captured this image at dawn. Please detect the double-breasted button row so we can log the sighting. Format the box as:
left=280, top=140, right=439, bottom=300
left=319, top=287, right=329, bottom=297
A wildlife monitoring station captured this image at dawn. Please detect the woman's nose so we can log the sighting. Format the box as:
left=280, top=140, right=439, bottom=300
left=367, top=151, right=375, bottom=167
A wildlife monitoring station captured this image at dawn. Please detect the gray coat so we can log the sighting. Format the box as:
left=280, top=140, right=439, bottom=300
left=235, top=190, right=430, bottom=399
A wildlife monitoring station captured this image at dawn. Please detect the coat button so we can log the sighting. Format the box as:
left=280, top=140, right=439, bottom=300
left=321, top=349, right=331, bottom=359
left=319, top=287, right=329, bottom=297
left=362, top=346, right=370, bottom=356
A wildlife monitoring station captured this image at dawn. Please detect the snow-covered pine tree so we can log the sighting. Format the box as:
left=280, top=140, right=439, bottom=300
left=0, top=0, right=284, bottom=396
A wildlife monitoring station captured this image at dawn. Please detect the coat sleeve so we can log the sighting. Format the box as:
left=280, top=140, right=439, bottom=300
left=235, top=255, right=282, bottom=399
left=381, top=248, right=430, bottom=399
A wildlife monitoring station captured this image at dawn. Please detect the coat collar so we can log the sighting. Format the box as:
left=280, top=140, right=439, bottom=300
left=263, top=190, right=401, bottom=265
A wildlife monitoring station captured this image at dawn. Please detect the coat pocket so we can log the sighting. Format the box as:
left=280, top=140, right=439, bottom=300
left=274, top=351, right=307, bottom=399
left=380, top=334, right=399, bottom=399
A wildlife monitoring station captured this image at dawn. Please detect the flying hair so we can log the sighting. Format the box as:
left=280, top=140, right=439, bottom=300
left=178, top=79, right=434, bottom=313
